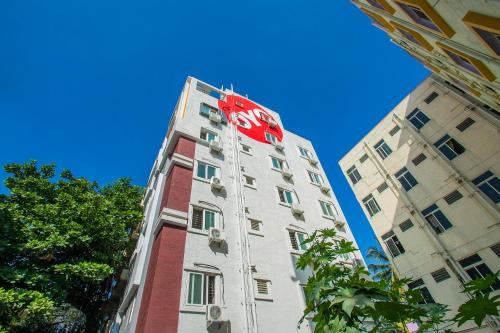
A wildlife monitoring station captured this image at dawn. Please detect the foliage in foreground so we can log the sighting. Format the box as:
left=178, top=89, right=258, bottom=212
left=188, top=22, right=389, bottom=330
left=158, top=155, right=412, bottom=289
left=0, top=161, right=143, bottom=332
left=296, top=228, right=499, bottom=333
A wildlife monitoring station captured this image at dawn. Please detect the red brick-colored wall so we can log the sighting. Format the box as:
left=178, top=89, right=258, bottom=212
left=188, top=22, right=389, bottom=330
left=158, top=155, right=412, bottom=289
left=135, top=136, right=195, bottom=333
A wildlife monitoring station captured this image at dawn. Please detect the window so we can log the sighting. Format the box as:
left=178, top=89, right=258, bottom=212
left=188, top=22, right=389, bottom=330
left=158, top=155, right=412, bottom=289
left=399, top=219, right=414, bottom=232
left=362, top=194, right=381, bottom=217
left=422, top=204, right=453, bottom=234
left=391, top=21, right=433, bottom=51
left=459, top=254, right=500, bottom=291
left=408, top=279, right=435, bottom=304
left=389, top=125, right=401, bottom=136
left=443, top=190, right=463, bottom=205
left=359, top=154, right=369, bottom=163
left=366, top=0, right=395, bottom=14
left=437, top=42, right=496, bottom=82
left=394, top=0, right=454, bottom=37
left=406, top=108, right=430, bottom=130
left=431, top=268, right=451, bottom=283
left=199, top=103, right=218, bottom=117
left=265, top=132, right=277, bottom=144
left=412, top=153, right=427, bottom=166
left=374, top=140, right=392, bottom=159
left=200, top=129, right=217, bottom=142
left=472, top=171, right=500, bottom=204
left=244, top=175, right=256, bottom=187
left=196, top=162, right=218, bottom=180
left=360, top=8, right=395, bottom=33
left=456, top=117, right=475, bottom=132
left=270, top=156, right=286, bottom=170
left=249, top=219, right=262, bottom=232
left=308, top=170, right=323, bottom=185
left=192, top=207, right=218, bottom=230
left=187, top=272, right=216, bottom=305
left=381, top=231, right=405, bottom=257
left=434, top=135, right=465, bottom=160
left=346, top=165, right=362, bottom=185
left=424, top=92, right=439, bottom=104
left=463, top=11, right=500, bottom=57
left=255, top=279, right=270, bottom=295
left=241, top=144, right=252, bottom=154
left=377, top=182, right=389, bottom=193
left=395, top=167, right=418, bottom=191
left=289, top=230, right=308, bottom=251
left=298, top=146, right=310, bottom=158
left=490, top=243, right=500, bottom=257
left=319, top=201, right=336, bottom=218
left=196, top=82, right=222, bottom=99
left=278, top=188, right=295, bottom=205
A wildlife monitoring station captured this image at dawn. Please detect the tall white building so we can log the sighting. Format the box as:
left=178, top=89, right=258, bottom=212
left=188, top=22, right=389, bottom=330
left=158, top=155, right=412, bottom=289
left=340, top=74, right=499, bottom=332
left=113, top=77, right=362, bottom=333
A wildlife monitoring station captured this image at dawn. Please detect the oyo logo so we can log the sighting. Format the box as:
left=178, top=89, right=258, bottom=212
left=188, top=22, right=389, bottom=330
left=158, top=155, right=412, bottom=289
left=218, top=95, right=283, bottom=144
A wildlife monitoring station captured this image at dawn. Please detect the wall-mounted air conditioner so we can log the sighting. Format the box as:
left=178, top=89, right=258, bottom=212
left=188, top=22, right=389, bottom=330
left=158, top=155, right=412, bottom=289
left=320, top=184, right=330, bottom=193
left=209, top=138, right=223, bottom=153
left=291, top=203, right=304, bottom=215
left=268, top=119, right=277, bottom=128
left=274, top=142, right=284, bottom=151
left=209, top=110, right=222, bottom=123
left=210, top=177, right=225, bottom=191
left=281, top=167, right=293, bottom=179
left=208, top=227, right=226, bottom=244
left=206, top=305, right=228, bottom=326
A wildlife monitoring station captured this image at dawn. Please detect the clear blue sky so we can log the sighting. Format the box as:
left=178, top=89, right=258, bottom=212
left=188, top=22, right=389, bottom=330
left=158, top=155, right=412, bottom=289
left=1, top=0, right=429, bottom=259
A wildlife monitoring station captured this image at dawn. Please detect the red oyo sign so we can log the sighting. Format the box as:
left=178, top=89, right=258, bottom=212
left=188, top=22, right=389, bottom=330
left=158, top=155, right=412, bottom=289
left=218, top=94, right=283, bottom=144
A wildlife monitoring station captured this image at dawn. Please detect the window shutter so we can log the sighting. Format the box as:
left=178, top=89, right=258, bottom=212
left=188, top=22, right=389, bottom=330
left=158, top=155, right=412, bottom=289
left=443, top=190, right=463, bottom=205
left=490, top=243, right=500, bottom=257
left=389, top=125, right=401, bottom=136
left=431, top=268, right=451, bottom=283
left=192, top=208, right=203, bottom=229
left=256, top=280, right=269, bottom=294
left=377, top=182, right=389, bottom=193
left=250, top=219, right=260, bottom=231
left=424, top=92, right=439, bottom=104
left=207, top=275, right=216, bottom=304
left=456, top=117, right=475, bottom=132
left=412, top=153, right=427, bottom=166
left=289, top=231, right=299, bottom=251
left=400, top=219, right=414, bottom=232
left=359, top=154, right=369, bottom=163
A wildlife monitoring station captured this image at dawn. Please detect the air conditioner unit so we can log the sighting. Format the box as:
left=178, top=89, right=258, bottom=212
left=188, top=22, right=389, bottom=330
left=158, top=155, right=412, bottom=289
left=209, top=138, right=223, bottom=153
left=209, top=110, right=222, bottom=123
left=320, top=184, right=330, bottom=193
left=274, top=142, right=285, bottom=151
left=210, top=177, right=225, bottom=191
left=308, top=156, right=318, bottom=165
left=335, top=219, right=345, bottom=227
left=208, top=227, right=226, bottom=244
left=281, top=167, right=293, bottom=179
left=206, top=305, right=228, bottom=326
left=268, top=119, right=277, bottom=128
left=291, top=203, right=304, bottom=215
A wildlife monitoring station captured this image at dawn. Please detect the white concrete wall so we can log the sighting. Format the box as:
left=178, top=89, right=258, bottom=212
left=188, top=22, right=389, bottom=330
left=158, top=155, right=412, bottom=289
left=340, top=75, right=500, bottom=332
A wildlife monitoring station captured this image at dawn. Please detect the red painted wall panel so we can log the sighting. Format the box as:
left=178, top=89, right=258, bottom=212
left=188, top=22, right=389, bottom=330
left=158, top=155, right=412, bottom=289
left=135, top=136, right=195, bottom=333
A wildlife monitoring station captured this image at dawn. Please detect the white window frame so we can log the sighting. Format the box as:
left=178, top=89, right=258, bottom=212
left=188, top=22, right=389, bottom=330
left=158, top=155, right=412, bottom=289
left=254, top=278, right=273, bottom=301
left=270, top=156, right=287, bottom=171
left=195, top=161, right=220, bottom=182
left=265, top=132, right=277, bottom=144
left=248, top=218, right=263, bottom=236
left=240, top=143, right=252, bottom=155
left=243, top=174, right=257, bottom=189
left=200, top=128, right=218, bottom=143
left=184, top=270, right=221, bottom=308
left=288, top=229, right=309, bottom=253
left=308, top=170, right=323, bottom=185
left=189, top=205, right=221, bottom=234
left=277, top=187, right=296, bottom=206
left=298, top=146, right=311, bottom=159
left=319, top=200, right=337, bottom=219
left=362, top=194, right=381, bottom=217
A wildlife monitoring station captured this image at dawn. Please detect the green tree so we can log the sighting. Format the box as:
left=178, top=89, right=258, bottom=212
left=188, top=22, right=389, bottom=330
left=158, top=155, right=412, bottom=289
left=366, top=246, right=393, bottom=282
left=297, top=228, right=500, bottom=332
left=0, top=161, right=143, bottom=332
left=296, top=228, right=448, bottom=333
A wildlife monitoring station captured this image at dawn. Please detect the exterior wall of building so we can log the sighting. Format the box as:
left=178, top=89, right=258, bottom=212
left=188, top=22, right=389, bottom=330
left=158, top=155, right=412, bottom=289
left=339, top=75, right=500, bottom=332
left=114, top=77, right=362, bottom=333
left=352, top=0, right=500, bottom=112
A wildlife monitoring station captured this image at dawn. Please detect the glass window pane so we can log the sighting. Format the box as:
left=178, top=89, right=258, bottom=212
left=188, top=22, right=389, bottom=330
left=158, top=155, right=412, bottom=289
left=189, top=273, right=203, bottom=305
left=207, top=166, right=216, bottom=179
left=479, top=182, right=500, bottom=203
left=197, top=163, right=206, bottom=178
left=204, top=210, right=215, bottom=230
left=285, top=191, right=293, bottom=204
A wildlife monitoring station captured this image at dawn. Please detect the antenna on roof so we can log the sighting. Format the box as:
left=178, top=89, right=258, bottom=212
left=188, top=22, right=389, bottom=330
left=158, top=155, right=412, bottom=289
left=230, top=84, right=234, bottom=93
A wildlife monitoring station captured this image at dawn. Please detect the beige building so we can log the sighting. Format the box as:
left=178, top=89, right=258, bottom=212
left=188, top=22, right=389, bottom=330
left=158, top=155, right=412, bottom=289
left=339, top=74, right=499, bottom=332
left=351, top=0, right=500, bottom=112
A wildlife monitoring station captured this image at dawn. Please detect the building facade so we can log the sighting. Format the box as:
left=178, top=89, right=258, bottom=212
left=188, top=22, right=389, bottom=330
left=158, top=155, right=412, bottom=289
left=113, top=77, right=362, bottom=333
left=340, top=74, right=500, bottom=332
left=351, top=0, right=500, bottom=113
